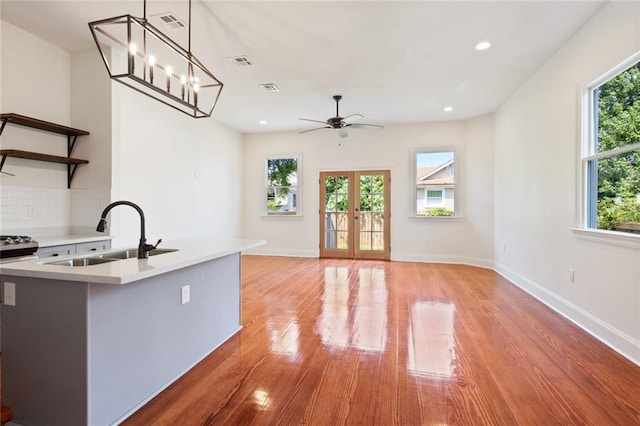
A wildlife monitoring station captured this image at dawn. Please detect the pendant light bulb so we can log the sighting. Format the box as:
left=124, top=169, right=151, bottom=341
left=148, top=55, right=156, bottom=83
left=165, top=66, right=173, bottom=92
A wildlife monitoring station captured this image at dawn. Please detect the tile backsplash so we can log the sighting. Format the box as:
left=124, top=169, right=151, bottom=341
left=0, top=185, right=109, bottom=235
left=70, top=188, right=111, bottom=233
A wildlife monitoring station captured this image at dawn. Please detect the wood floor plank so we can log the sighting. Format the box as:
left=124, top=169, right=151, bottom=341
left=123, top=256, right=640, bottom=425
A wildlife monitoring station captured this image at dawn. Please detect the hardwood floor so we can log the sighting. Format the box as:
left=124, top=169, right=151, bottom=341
left=124, top=256, right=640, bottom=425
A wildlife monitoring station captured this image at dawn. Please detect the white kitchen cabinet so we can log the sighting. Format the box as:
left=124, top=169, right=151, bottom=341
left=75, top=240, right=111, bottom=254
left=35, top=244, right=76, bottom=259
left=36, top=239, right=111, bottom=259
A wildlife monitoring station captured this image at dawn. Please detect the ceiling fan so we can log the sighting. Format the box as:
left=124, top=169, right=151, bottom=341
left=299, top=95, right=384, bottom=138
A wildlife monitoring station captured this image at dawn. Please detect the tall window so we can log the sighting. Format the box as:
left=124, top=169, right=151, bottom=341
left=414, top=150, right=456, bottom=217
left=584, top=61, right=640, bottom=234
left=266, top=156, right=299, bottom=215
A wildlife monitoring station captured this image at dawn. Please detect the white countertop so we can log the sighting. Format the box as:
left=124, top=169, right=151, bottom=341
left=36, top=234, right=113, bottom=247
left=0, top=238, right=265, bottom=285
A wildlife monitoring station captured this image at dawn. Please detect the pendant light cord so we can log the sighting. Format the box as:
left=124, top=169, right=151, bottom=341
left=188, top=0, right=192, bottom=54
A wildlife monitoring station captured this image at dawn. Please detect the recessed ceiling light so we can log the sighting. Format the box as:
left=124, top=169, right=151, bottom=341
left=259, top=120, right=267, bottom=125
left=444, top=106, right=454, bottom=112
left=475, top=41, right=491, bottom=51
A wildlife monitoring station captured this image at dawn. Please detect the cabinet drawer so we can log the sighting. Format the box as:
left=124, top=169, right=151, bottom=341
left=75, top=240, right=111, bottom=254
left=36, top=244, right=75, bottom=259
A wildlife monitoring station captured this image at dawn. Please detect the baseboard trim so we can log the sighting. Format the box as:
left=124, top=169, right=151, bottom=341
left=494, top=262, right=639, bottom=366
left=392, top=253, right=495, bottom=270
left=244, top=247, right=318, bottom=258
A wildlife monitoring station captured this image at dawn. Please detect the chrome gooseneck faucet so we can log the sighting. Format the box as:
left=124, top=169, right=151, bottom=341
left=96, top=200, right=159, bottom=259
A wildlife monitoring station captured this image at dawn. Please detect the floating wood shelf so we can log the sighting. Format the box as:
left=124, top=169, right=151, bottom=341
left=0, top=149, right=89, bottom=165
left=0, top=113, right=90, bottom=188
left=0, top=113, right=90, bottom=136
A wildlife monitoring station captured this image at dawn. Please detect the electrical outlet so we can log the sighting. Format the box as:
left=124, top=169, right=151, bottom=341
left=27, top=205, right=36, bottom=217
left=569, top=269, right=575, bottom=283
left=4, top=282, right=16, bottom=306
left=181, top=285, right=190, bottom=304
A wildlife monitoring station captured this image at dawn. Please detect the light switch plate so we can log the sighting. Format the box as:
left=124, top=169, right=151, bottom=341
left=181, top=285, right=190, bottom=304
left=4, top=282, right=16, bottom=306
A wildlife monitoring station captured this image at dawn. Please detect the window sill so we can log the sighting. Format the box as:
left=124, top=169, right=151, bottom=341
left=261, top=213, right=303, bottom=219
left=410, top=215, right=463, bottom=221
left=570, top=228, right=640, bottom=249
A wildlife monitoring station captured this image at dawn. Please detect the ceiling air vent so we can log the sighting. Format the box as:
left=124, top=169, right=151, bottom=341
left=150, top=12, right=186, bottom=31
left=259, top=83, right=280, bottom=92
left=230, top=56, right=253, bottom=67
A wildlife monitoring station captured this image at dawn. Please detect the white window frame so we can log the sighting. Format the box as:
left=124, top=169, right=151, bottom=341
left=264, top=154, right=302, bottom=217
left=574, top=53, right=640, bottom=247
left=411, top=148, right=459, bottom=219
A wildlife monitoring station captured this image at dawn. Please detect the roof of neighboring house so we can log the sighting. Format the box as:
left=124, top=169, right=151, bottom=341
left=417, top=177, right=454, bottom=185
left=416, top=159, right=455, bottom=185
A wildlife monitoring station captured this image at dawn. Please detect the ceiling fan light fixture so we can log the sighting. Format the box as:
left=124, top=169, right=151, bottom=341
left=88, top=0, right=223, bottom=118
left=299, top=95, right=383, bottom=137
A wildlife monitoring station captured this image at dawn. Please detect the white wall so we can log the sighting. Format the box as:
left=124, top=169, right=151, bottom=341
left=494, top=2, right=640, bottom=364
left=243, top=115, right=495, bottom=266
left=107, top=83, right=244, bottom=248
left=68, top=49, right=113, bottom=232
left=0, top=21, right=74, bottom=233
left=0, top=22, right=113, bottom=235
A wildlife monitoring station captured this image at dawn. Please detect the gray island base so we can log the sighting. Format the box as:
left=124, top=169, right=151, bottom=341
left=0, top=238, right=264, bottom=425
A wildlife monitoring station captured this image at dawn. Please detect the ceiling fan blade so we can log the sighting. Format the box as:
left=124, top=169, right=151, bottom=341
left=342, top=113, right=363, bottom=124
left=348, top=123, right=384, bottom=130
left=336, top=128, right=349, bottom=138
left=300, top=118, right=329, bottom=124
left=300, top=126, right=330, bottom=134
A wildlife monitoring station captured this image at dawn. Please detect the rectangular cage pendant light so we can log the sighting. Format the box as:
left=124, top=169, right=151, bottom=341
left=88, top=1, right=223, bottom=118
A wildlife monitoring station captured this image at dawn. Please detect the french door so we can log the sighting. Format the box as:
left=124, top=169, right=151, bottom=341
left=320, top=170, right=390, bottom=260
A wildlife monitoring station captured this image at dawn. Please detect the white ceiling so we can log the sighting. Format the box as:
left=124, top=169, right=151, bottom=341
left=1, top=1, right=605, bottom=134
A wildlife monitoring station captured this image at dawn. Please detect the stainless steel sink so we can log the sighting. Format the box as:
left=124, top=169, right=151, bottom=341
left=43, top=248, right=178, bottom=267
left=99, top=248, right=178, bottom=259
left=47, top=257, right=118, bottom=267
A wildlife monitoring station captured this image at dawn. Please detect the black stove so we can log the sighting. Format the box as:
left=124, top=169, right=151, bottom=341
left=0, top=235, right=39, bottom=259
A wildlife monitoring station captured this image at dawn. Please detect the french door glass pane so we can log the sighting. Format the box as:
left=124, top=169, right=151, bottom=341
left=358, top=174, right=385, bottom=252
left=325, top=175, right=350, bottom=250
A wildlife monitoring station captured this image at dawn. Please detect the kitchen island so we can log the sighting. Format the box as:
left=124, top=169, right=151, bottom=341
left=0, top=238, right=264, bottom=426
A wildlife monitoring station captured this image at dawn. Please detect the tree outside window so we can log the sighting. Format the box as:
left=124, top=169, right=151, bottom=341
left=266, top=157, right=299, bottom=215
left=586, top=62, right=640, bottom=234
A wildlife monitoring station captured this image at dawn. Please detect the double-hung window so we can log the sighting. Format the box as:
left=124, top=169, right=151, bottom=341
left=265, top=156, right=300, bottom=216
left=414, top=150, right=456, bottom=217
left=583, top=60, right=640, bottom=235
